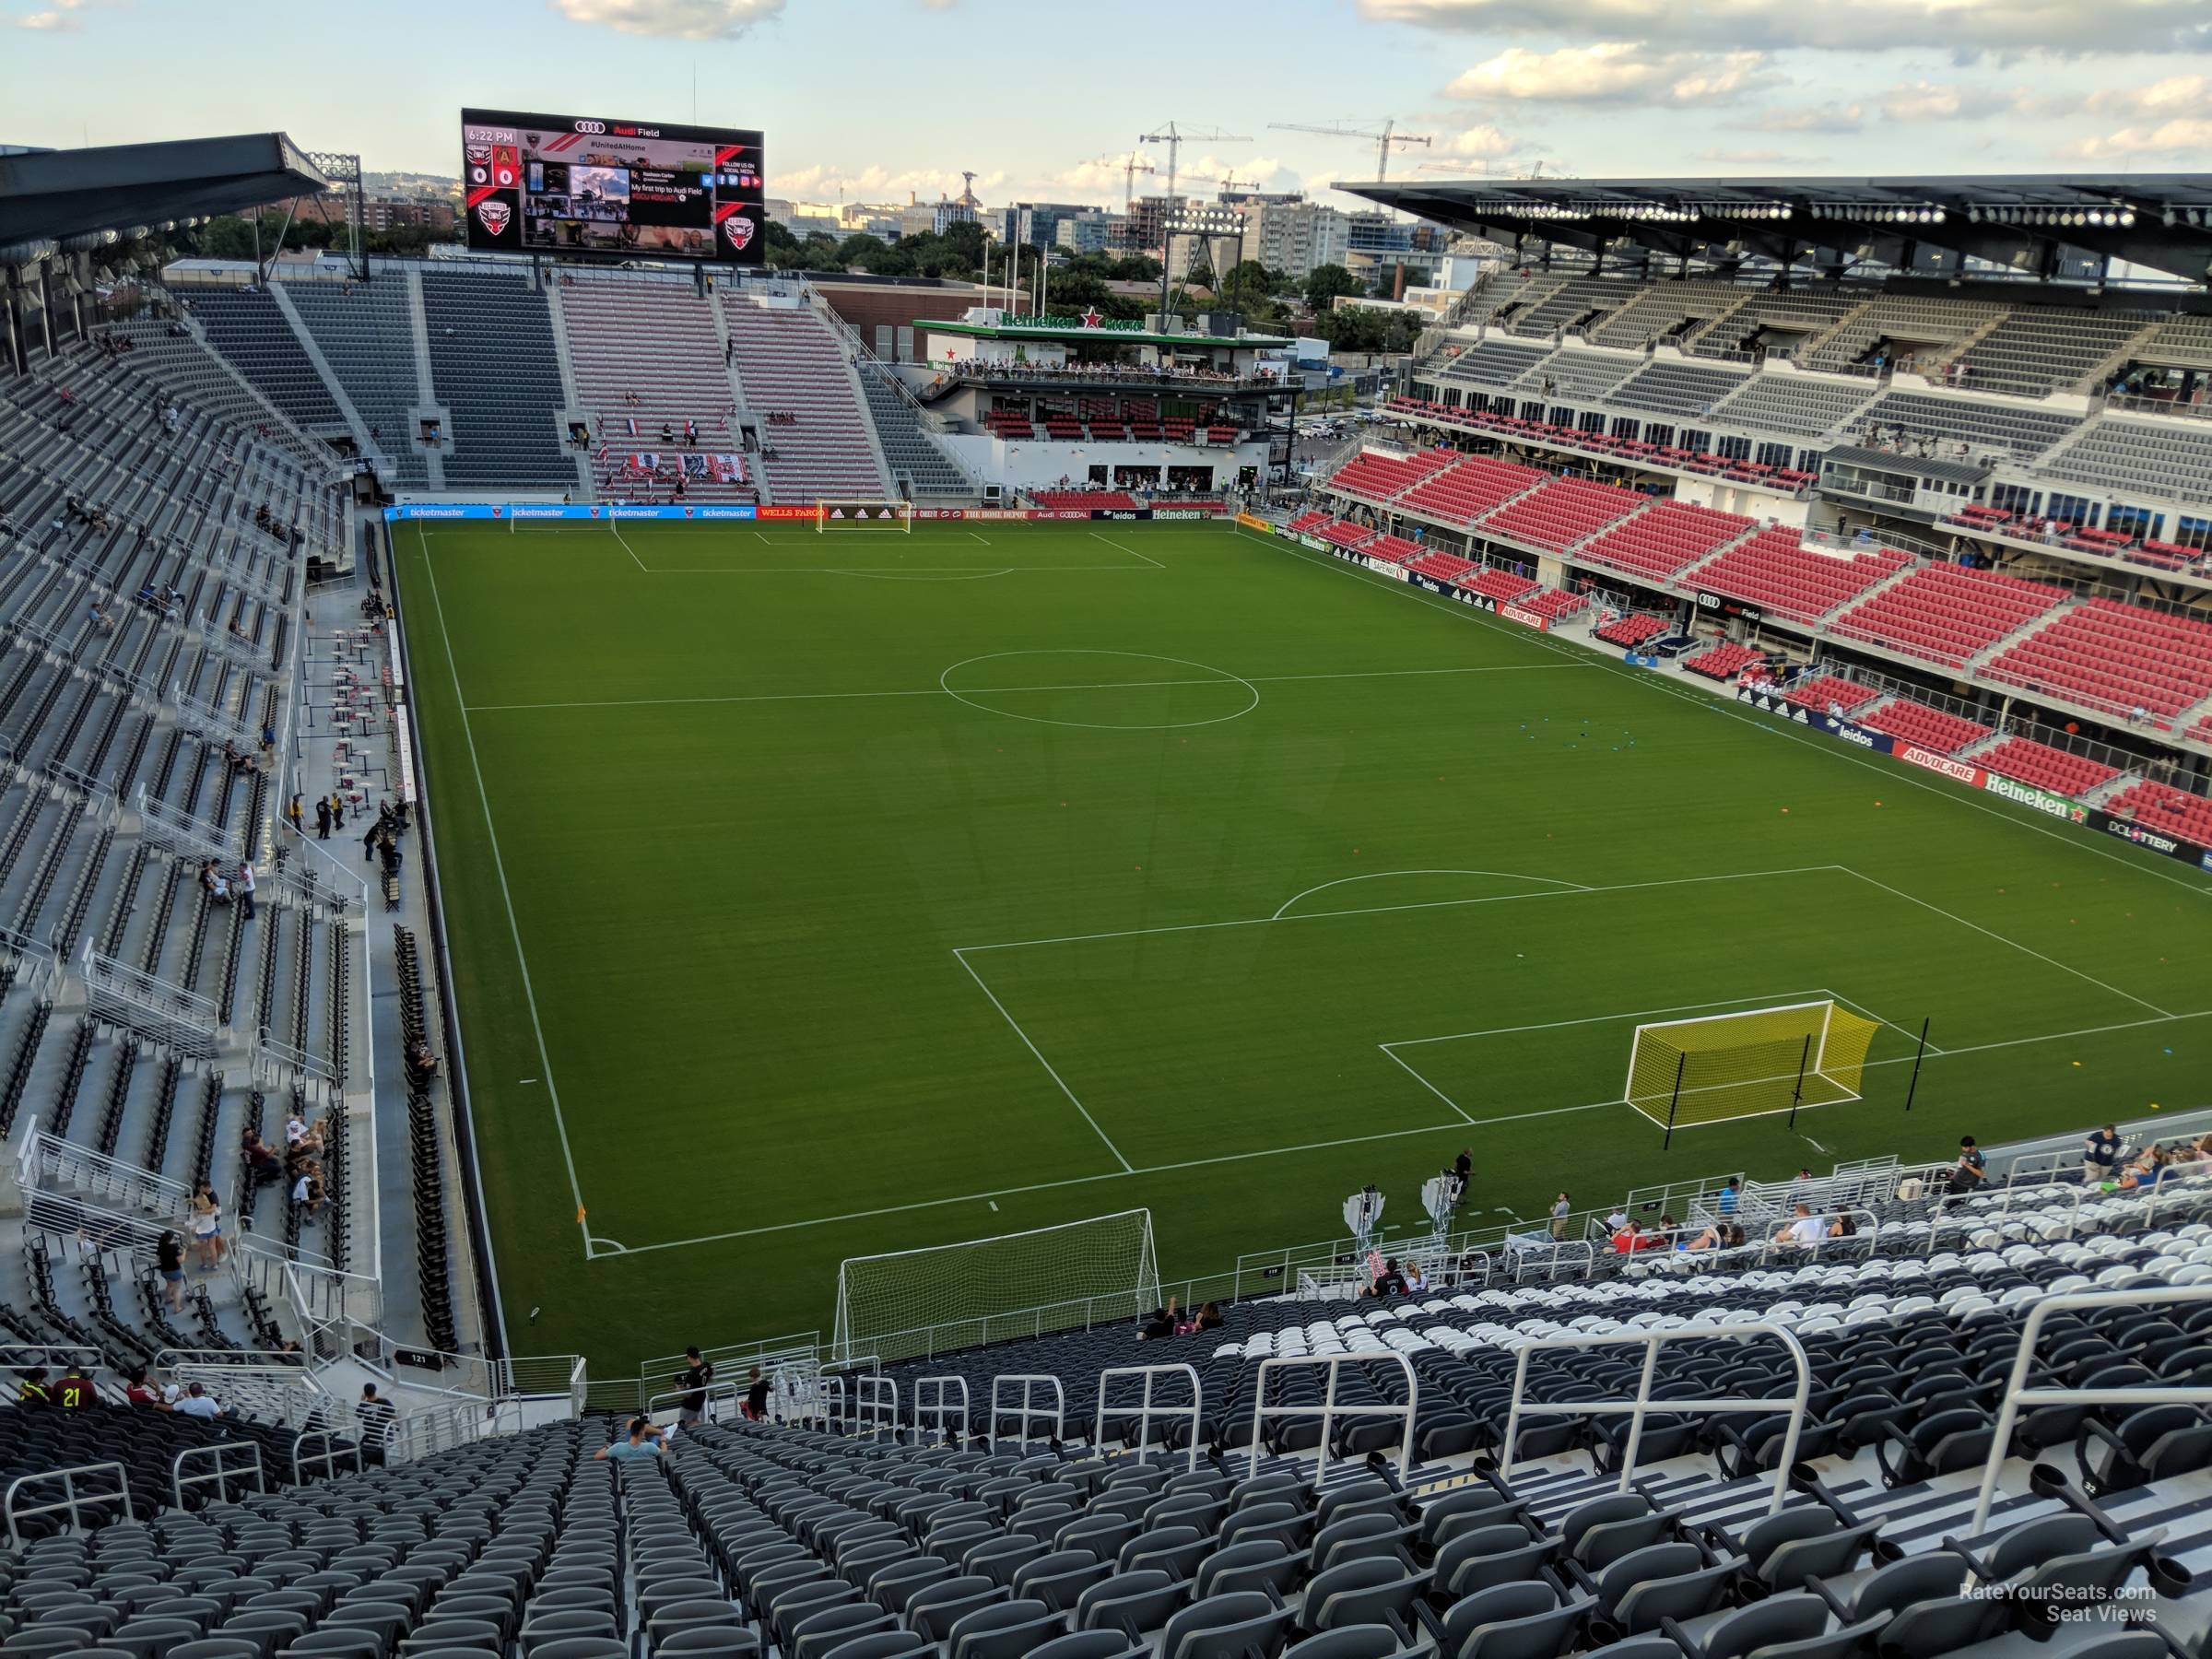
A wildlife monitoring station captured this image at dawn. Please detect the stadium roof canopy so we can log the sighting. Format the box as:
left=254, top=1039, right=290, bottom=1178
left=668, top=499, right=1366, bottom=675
left=1342, top=173, right=2212, bottom=285
left=0, top=134, right=328, bottom=259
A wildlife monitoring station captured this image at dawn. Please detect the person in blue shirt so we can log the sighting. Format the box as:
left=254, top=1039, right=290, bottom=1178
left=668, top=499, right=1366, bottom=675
left=1715, top=1178, right=1740, bottom=1218
left=595, top=1417, right=666, bottom=1464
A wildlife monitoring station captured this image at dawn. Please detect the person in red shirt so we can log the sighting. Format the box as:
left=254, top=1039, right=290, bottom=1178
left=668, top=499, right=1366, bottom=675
left=123, top=1367, right=167, bottom=1409
left=54, top=1364, right=96, bottom=1410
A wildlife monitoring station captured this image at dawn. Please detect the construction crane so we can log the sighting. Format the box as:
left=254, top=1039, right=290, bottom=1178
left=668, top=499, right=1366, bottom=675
left=1086, top=150, right=1159, bottom=216
left=1269, top=118, right=1431, bottom=181
left=1138, top=122, right=1252, bottom=322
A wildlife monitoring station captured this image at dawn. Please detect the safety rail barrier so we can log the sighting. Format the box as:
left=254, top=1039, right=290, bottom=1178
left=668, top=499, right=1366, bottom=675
left=988, top=1373, right=1065, bottom=1450
left=913, top=1375, right=970, bottom=1441
left=1249, top=1353, right=1418, bottom=1486
left=647, top=1380, right=742, bottom=1425
left=172, top=1441, right=265, bottom=1511
left=1928, top=1184, right=2086, bottom=1254
left=292, top=1429, right=363, bottom=1484
left=18, top=1124, right=191, bottom=1220
left=1754, top=1207, right=1881, bottom=1266
left=1971, top=1283, right=2212, bottom=1538
left=1095, top=1364, right=1202, bottom=1473
left=1502, top=1323, right=1809, bottom=1516
left=854, top=1374, right=898, bottom=1439
left=1514, top=1240, right=1596, bottom=1283
left=6, top=1461, right=130, bottom=1548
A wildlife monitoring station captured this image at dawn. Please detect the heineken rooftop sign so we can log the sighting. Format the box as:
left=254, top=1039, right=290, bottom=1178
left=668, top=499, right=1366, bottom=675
left=996, top=312, right=1145, bottom=332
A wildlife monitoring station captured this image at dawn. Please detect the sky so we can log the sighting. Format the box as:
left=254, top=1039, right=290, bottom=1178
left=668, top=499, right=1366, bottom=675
left=4, top=0, right=2209, bottom=217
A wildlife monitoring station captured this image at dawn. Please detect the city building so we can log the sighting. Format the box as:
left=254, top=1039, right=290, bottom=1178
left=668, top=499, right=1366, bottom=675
left=1053, top=212, right=1125, bottom=255
left=1244, top=197, right=1350, bottom=281
left=362, top=196, right=456, bottom=234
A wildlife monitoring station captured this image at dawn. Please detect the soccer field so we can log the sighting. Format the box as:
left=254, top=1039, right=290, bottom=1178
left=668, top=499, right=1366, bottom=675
left=390, top=516, right=2212, bottom=1377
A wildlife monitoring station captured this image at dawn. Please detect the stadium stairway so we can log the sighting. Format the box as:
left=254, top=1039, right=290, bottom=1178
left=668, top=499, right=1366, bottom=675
left=722, top=295, right=893, bottom=504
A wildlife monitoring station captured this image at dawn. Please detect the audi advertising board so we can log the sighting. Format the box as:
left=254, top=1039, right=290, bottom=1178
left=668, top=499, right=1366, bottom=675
left=462, top=108, right=764, bottom=265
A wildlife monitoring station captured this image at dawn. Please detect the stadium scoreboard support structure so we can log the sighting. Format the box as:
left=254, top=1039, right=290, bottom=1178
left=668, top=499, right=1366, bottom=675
left=832, top=1209, right=1159, bottom=1364
left=818, top=500, right=914, bottom=532
left=1626, top=999, right=1880, bottom=1147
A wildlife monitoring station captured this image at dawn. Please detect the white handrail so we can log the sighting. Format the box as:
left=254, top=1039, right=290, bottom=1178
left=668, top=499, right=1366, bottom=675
left=1095, top=1363, right=1202, bottom=1472
left=854, top=1373, right=898, bottom=1439
left=1928, top=1184, right=2085, bottom=1254
left=172, top=1440, right=265, bottom=1509
left=988, top=1373, right=1065, bottom=1450
left=5, top=1461, right=130, bottom=1547
left=1249, top=1352, right=1418, bottom=1487
left=913, top=1374, right=970, bottom=1441
left=1501, top=1322, right=1810, bottom=1516
left=1971, top=1283, right=2212, bottom=1539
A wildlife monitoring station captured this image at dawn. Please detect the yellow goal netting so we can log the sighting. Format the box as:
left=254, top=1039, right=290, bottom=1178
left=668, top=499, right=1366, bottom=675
left=1626, top=1000, right=1880, bottom=1136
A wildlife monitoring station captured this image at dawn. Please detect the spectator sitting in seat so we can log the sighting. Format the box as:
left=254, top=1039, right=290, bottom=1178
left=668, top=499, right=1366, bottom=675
left=1137, top=1298, right=1180, bottom=1339
left=745, top=1367, right=770, bottom=1420
left=124, top=1366, right=168, bottom=1408
left=198, top=860, right=231, bottom=904
left=291, top=1170, right=324, bottom=1218
left=1193, top=1300, right=1223, bottom=1333
left=173, top=1382, right=222, bottom=1420
left=243, top=1130, right=282, bottom=1184
left=1773, top=1204, right=1830, bottom=1249
left=2119, top=1147, right=2172, bottom=1191
left=405, top=1038, right=440, bottom=1088
left=286, top=1112, right=325, bottom=1154
left=55, top=1362, right=96, bottom=1410
left=595, top=1417, right=666, bottom=1463
left=16, top=1367, right=50, bottom=1406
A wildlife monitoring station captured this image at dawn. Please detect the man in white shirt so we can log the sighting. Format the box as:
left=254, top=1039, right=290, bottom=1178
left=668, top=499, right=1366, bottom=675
left=174, top=1382, right=221, bottom=1420
left=1774, top=1204, right=1830, bottom=1249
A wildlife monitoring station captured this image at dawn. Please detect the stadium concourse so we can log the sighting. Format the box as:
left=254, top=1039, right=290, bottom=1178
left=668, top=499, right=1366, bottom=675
left=3, top=135, right=2212, bottom=1659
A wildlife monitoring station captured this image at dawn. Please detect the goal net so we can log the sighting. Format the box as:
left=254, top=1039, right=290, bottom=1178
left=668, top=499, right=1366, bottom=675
left=817, top=500, right=914, bottom=532
left=832, top=1209, right=1159, bottom=1364
left=1625, top=1000, right=1880, bottom=1135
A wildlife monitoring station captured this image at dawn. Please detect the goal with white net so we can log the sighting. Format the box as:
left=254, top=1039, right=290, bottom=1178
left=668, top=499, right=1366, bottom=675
left=831, top=1209, right=1159, bottom=1364
left=1625, top=999, right=1881, bottom=1143
left=816, top=500, right=914, bottom=532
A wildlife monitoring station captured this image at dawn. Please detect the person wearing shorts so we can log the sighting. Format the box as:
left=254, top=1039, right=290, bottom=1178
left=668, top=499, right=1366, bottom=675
left=157, top=1230, right=187, bottom=1312
left=189, top=1184, right=225, bottom=1270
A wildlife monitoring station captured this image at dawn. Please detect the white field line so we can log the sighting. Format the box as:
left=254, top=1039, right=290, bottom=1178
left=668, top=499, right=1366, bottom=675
left=464, top=662, right=1594, bottom=715
left=1838, top=865, right=2174, bottom=1019
left=1273, top=868, right=1592, bottom=922
left=1091, top=531, right=1164, bottom=568
left=969, top=532, right=992, bottom=546
left=1379, top=1045, right=1476, bottom=1125
left=415, top=525, right=591, bottom=1249
left=609, top=523, right=648, bottom=572
left=1383, top=989, right=1852, bottom=1049
left=952, top=947, right=1133, bottom=1173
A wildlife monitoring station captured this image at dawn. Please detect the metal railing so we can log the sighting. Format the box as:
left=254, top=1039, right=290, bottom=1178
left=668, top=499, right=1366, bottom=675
left=646, top=1380, right=742, bottom=1425
left=1249, top=1352, right=1418, bottom=1486
left=988, top=1373, right=1065, bottom=1450
left=172, top=1441, right=265, bottom=1510
left=18, top=1124, right=191, bottom=1220
left=1752, top=1208, right=1881, bottom=1266
left=6, top=1461, right=130, bottom=1547
left=1502, top=1324, right=1810, bottom=1516
left=292, top=1429, right=363, bottom=1483
left=1094, top=1364, right=1202, bottom=1472
left=1971, top=1284, right=2212, bottom=1537
left=913, top=1375, right=970, bottom=1442
left=1927, top=1184, right=2086, bottom=1254
left=852, top=1374, right=898, bottom=1439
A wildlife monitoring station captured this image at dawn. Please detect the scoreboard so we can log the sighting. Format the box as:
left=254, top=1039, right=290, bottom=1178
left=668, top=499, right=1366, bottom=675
left=461, top=108, right=764, bottom=265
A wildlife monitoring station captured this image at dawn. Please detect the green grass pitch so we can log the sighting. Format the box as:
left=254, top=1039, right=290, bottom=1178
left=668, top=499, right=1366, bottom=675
left=388, top=517, right=2212, bottom=1378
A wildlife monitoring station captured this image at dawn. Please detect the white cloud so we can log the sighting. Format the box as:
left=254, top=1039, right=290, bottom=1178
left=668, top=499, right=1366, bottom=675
left=1361, top=0, right=2208, bottom=55
left=2061, top=115, right=2212, bottom=157
left=1443, top=123, right=1526, bottom=157
left=774, top=161, right=1004, bottom=203
left=549, top=0, right=783, bottom=41
left=2083, top=72, right=2209, bottom=113
left=1693, top=147, right=1821, bottom=165
left=8, top=0, right=83, bottom=29
left=1446, top=41, right=1776, bottom=104
left=1877, top=79, right=2016, bottom=122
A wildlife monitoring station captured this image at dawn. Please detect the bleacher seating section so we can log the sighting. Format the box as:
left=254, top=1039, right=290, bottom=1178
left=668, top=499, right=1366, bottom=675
left=1510, top=348, right=1637, bottom=405
left=1955, top=309, right=2158, bottom=398
left=1686, top=533, right=1907, bottom=624
left=1575, top=500, right=1749, bottom=583
left=1683, top=641, right=1765, bottom=680
left=1457, top=567, right=1537, bottom=605
left=560, top=283, right=749, bottom=504
left=856, top=366, right=969, bottom=497
left=1518, top=587, right=1589, bottom=622
left=1367, top=535, right=1431, bottom=569
left=1800, top=295, right=2005, bottom=375
left=1394, top=455, right=1541, bottom=526
left=1828, top=564, right=2069, bottom=670
left=1975, top=735, right=2122, bottom=798
left=2041, top=416, right=2212, bottom=501
left=1783, top=674, right=1880, bottom=715
left=1032, top=491, right=1140, bottom=512
left=1982, top=600, right=2212, bottom=729
left=1326, top=449, right=1454, bottom=503
left=1705, top=374, right=1880, bottom=438
left=1606, top=359, right=1751, bottom=418
left=1429, top=335, right=1552, bottom=387
left=420, top=272, right=577, bottom=490
left=722, top=298, right=889, bottom=502
left=282, top=283, right=427, bottom=488
left=1477, top=478, right=1641, bottom=554
left=1858, top=697, right=1994, bottom=755
left=182, top=288, right=344, bottom=434
left=1594, top=612, right=1670, bottom=650
left=2107, top=779, right=2212, bottom=846
left=1854, top=391, right=2079, bottom=462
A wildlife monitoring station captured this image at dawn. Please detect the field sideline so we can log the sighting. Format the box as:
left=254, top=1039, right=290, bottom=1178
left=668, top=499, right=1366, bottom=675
left=389, top=517, right=2212, bottom=1375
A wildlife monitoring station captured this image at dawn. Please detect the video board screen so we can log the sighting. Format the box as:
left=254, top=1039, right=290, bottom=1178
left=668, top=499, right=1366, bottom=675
left=462, top=108, right=764, bottom=265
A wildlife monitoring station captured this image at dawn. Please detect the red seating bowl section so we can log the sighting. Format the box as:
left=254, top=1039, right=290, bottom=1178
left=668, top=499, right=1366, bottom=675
left=1461, top=567, right=1539, bottom=604
left=1783, top=675, right=1881, bottom=715
left=1315, top=519, right=1376, bottom=551
left=1982, top=599, right=2212, bottom=727
left=1829, top=564, right=2069, bottom=670
left=2191, top=715, right=2212, bottom=747
left=1329, top=448, right=1456, bottom=501
left=1288, top=511, right=1330, bottom=534
left=1859, top=698, right=1993, bottom=755
left=1577, top=500, right=1752, bottom=582
left=1477, top=477, right=1643, bottom=554
left=1594, top=613, right=1669, bottom=649
left=1394, top=455, right=1544, bottom=526
left=1684, top=641, right=1764, bottom=681
left=1520, top=588, right=1589, bottom=621
left=1977, top=735, right=2120, bottom=798
left=2105, top=780, right=2212, bottom=845
left=1686, top=531, right=1908, bottom=624
left=1030, top=490, right=1140, bottom=511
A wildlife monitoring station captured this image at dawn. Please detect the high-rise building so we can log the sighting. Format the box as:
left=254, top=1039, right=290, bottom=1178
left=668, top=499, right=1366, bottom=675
left=1054, top=212, right=1124, bottom=254
left=1244, top=197, right=1350, bottom=281
left=997, top=203, right=1096, bottom=252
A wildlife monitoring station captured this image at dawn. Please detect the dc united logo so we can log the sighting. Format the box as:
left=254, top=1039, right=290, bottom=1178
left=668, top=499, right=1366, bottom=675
left=490, top=506, right=503, bottom=518
left=588, top=506, right=602, bottom=518
left=683, top=506, right=695, bottom=518
left=723, top=216, right=756, bottom=251
left=477, top=201, right=512, bottom=236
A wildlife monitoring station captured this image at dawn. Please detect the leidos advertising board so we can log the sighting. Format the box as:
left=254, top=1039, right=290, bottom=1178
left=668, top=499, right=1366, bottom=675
left=462, top=108, right=764, bottom=265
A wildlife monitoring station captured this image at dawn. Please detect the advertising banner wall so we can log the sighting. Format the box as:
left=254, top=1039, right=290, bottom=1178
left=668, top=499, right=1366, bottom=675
left=385, top=503, right=759, bottom=522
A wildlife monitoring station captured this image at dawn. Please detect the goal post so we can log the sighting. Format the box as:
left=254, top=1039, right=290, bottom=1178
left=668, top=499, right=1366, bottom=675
left=817, top=500, right=914, bottom=533
left=831, top=1209, right=1159, bottom=1364
left=1625, top=1000, right=1881, bottom=1142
